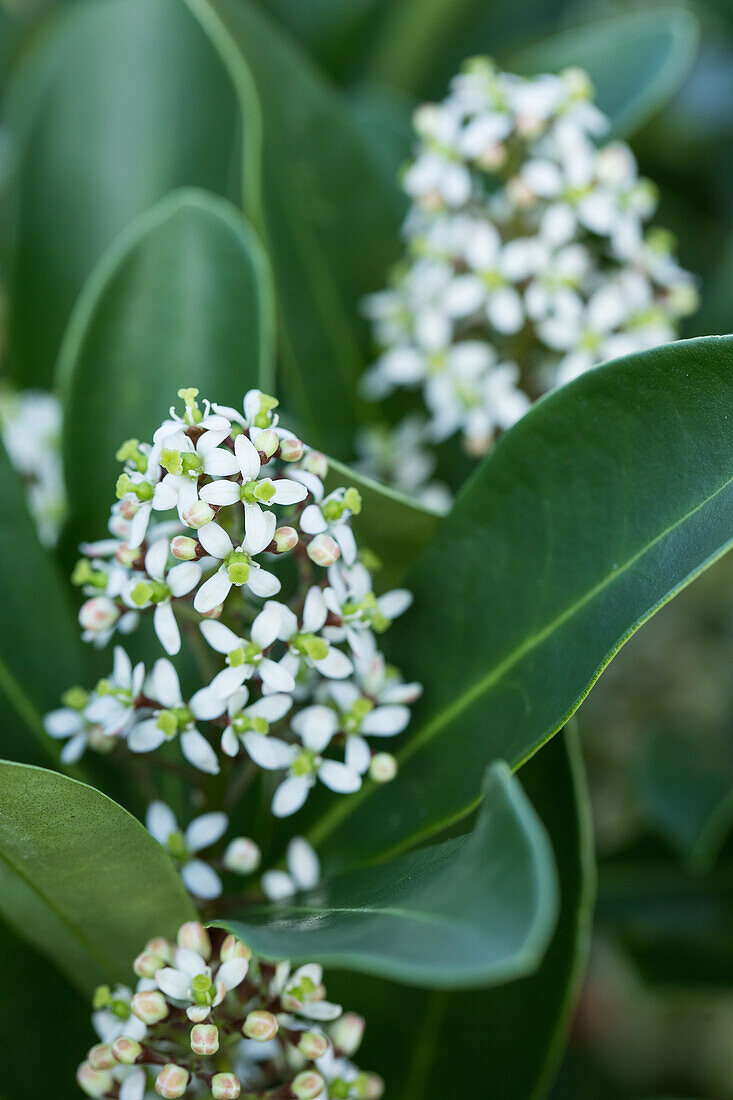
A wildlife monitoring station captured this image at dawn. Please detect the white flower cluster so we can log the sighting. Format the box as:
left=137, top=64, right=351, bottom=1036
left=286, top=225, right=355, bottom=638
left=362, top=58, right=698, bottom=458
left=0, top=386, right=66, bottom=545
left=49, top=388, right=419, bottom=824
left=78, top=921, right=383, bottom=1100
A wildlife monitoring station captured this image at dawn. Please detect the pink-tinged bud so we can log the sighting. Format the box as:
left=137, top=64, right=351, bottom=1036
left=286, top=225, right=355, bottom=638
left=223, top=837, right=261, bottom=874
left=272, top=525, right=299, bottom=553
left=147, top=937, right=173, bottom=962
left=279, top=436, right=304, bottom=462
left=331, top=1012, right=365, bottom=1056
left=243, top=1010, right=279, bottom=1042
left=369, top=753, right=398, bottom=784
left=298, top=1031, right=330, bottom=1059
left=131, top=989, right=169, bottom=1024
left=118, top=496, right=140, bottom=520
left=292, top=1070, right=325, bottom=1098
left=303, top=450, right=328, bottom=478
left=115, top=542, right=140, bottom=567
left=212, top=1073, right=242, bottom=1099
left=251, top=427, right=279, bottom=458
left=190, top=1023, right=219, bottom=1056
left=221, top=933, right=251, bottom=963
left=77, top=1061, right=113, bottom=1097
left=112, top=1036, right=142, bottom=1065
left=88, top=1043, right=116, bottom=1070
left=170, top=535, right=198, bottom=561
left=177, top=921, right=211, bottom=958
left=155, top=1064, right=189, bottom=1099
left=134, top=949, right=165, bottom=978
left=181, top=500, right=215, bottom=529
left=356, top=1073, right=384, bottom=1099
left=79, top=597, right=119, bottom=633
left=306, top=533, right=340, bottom=567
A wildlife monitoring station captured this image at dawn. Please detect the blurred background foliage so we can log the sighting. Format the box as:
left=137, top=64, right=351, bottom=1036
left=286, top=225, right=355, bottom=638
left=1, top=0, right=733, bottom=1097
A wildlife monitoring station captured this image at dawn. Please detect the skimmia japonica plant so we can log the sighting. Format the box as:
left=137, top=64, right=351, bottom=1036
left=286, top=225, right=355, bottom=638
left=1, top=3, right=732, bottom=1097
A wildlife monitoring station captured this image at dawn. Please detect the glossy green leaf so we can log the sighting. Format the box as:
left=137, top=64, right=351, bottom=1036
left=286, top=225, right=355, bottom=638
left=215, top=762, right=558, bottom=988
left=308, top=336, right=733, bottom=872
left=0, top=441, right=102, bottom=765
left=636, top=729, right=733, bottom=871
left=0, top=761, right=195, bottom=994
left=3, top=0, right=237, bottom=385
left=329, top=728, right=595, bottom=1097
left=511, top=6, right=700, bottom=138
left=59, top=188, right=274, bottom=550
left=183, top=0, right=401, bottom=455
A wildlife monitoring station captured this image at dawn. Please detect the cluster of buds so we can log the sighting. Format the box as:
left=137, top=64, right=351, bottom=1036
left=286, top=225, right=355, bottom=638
left=361, top=58, right=698, bottom=467
left=0, top=386, right=66, bottom=545
left=76, top=922, right=383, bottom=1099
left=47, top=388, right=420, bottom=829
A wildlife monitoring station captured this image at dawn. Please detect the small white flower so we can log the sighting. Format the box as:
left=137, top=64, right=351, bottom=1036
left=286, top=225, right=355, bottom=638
left=300, top=489, right=360, bottom=566
left=193, top=519, right=280, bottom=614
left=146, top=800, right=228, bottom=899
left=199, top=605, right=295, bottom=697
left=155, top=946, right=247, bottom=1023
left=92, top=986, right=147, bottom=1045
left=122, top=538, right=200, bottom=656
left=243, top=732, right=362, bottom=817
left=127, top=659, right=222, bottom=774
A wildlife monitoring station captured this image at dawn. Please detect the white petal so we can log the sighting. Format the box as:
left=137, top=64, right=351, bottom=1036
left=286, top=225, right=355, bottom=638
left=210, top=666, right=247, bottom=697
left=181, top=859, right=222, bottom=899
left=244, top=503, right=273, bottom=555
left=60, top=733, right=87, bottom=763
left=194, top=569, right=232, bottom=614
left=152, top=478, right=178, bottom=511
left=119, top=1067, right=146, bottom=1100
left=261, top=870, right=295, bottom=900
left=167, top=562, right=201, bottom=596
left=243, top=509, right=276, bottom=555
left=345, top=735, right=372, bottom=774
left=200, top=618, right=241, bottom=654
left=377, top=589, right=412, bottom=620
left=361, top=705, right=411, bottom=736
left=128, top=502, right=152, bottom=549
left=333, top=524, right=357, bottom=565
left=244, top=733, right=294, bottom=770
left=186, top=812, right=229, bottom=853
left=154, top=602, right=180, bottom=656
left=246, top=567, right=281, bottom=598
left=221, top=726, right=239, bottom=756
left=272, top=775, right=311, bottom=817
left=151, top=658, right=181, bottom=707
left=259, top=657, right=295, bottom=694
left=203, top=448, right=240, bottom=477
left=146, top=800, right=177, bottom=844
left=290, top=469, right=324, bottom=502
left=314, top=647, right=353, bottom=679
left=302, top=586, right=327, bottom=632
left=318, top=759, right=362, bottom=793
left=44, top=709, right=82, bottom=738
left=292, top=705, right=339, bottom=752
left=155, top=967, right=190, bottom=1000
left=218, top=957, right=248, bottom=991
left=200, top=480, right=241, bottom=507
left=299, top=504, right=327, bottom=535
left=271, top=479, right=307, bottom=505
left=235, top=433, right=262, bottom=480
left=287, top=837, right=320, bottom=890
left=190, top=687, right=227, bottom=721
left=248, top=693, right=293, bottom=723
left=128, top=719, right=167, bottom=754
left=251, top=602, right=282, bottom=649
left=112, top=644, right=132, bottom=686
left=144, top=538, right=168, bottom=581
left=487, top=286, right=524, bottom=334
left=181, top=729, right=220, bottom=774
left=198, top=522, right=234, bottom=559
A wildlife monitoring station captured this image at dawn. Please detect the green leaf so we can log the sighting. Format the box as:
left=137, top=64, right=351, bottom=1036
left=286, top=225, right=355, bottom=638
left=324, top=456, right=444, bottom=587
left=510, top=6, right=700, bottom=138
left=183, top=0, right=401, bottom=455
left=308, top=336, right=733, bottom=872
left=636, top=729, right=733, bottom=871
left=59, top=187, right=274, bottom=550
left=329, top=728, right=595, bottom=1097
left=0, top=441, right=102, bottom=764
left=0, top=760, right=195, bottom=994
left=3, top=0, right=237, bottom=385
left=214, top=762, right=558, bottom=989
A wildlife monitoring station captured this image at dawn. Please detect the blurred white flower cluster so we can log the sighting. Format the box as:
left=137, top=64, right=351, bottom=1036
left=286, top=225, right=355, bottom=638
left=362, top=59, right=698, bottom=463
left=0, top=386, right=66, bottom=545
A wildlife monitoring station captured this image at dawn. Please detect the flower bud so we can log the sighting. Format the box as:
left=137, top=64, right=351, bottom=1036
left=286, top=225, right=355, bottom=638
left=330, top=1012, right=365, bottom=1056
left=190, top=1023, right=219, bottom=1056
left=156, top=1064, right=189, bottom=1099
left=303, top=450, right=328, bottom=478
left=272, top=525, right=299, bottom=553
left=79, top=597, right=119, bottom=633
left=88, top=1043, right=116, bottom=1070
left=147, top=936, right=173, bottom=962
left=223, top=837, right=261, bottom=874
left=131, top=989, right=169, bottom=1024
left=369, top=753, right=398, bottom=784
left=170, top=535, right=198, bottom=561
left=292, top=1070, right=325, bottom=1098
left=134, top=949, right=166, bottom=979
left=279, top=436, right=304, bottom=462
left=177, top=921, right=211, bottom=958
left=112, top=1037, right=142, bottom=1065
left=306, top=533, right=340, bottom=567
left=77, top=1062, right=113, bottom=1098
left=181, top=500, right=215, bottom=530
left=243, top=1010, right=279, bottom=1042
left=355, top=1073, right=385, bottom=1099
left=297, top=1031, right=330, bottom=1059
left=251, top=427, right=280, bottom=458
left=118, top=495, right=140, bottom=520
left=212, top=1073, right=242, bottom=1099
left=221, top=933, right=251, bottom=963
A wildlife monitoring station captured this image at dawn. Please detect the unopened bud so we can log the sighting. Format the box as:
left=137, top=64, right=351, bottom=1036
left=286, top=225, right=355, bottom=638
left=88, top=1043, right=116, bottom=1070
left=156, top=1064, right=189, bottom=1098
left=147, top=936, right=173, bottom=962
left=223, top=837, right=261, bottom=874
left=243, top=1010, right=279, bottom=1042
left=77, top=1062, right=113, bottom=1097
left=273, top=525, right=298, bottom=553
left=292, top=1070, right=325, bottom=1098
left=303, top=450, right=328, bottom=478
left=369, top=753, right=398, bottom=784
left=307, top=533, right=340, bottom=567
left=279, top=436, right=304, bottom=462
left=251, top=427, right=280, bottom=458
left=182, top=500, right=215, bottom=530
left=170, top=535, right=198, bottom=561
left=79, top=597, right=119, bottom=633
left=212, top=1073, right=242, bottom=1099
left=131, top=989, right=169, bottom=1024
left=331, top=1012, right=365, bottom=1056
left=177, top=921, right=211, bottom=958
left=355, top=1073, right=384, bottom=1099
left=190, top=1023, right=219, bottom=1056
left=298, top=1031, right=330, bottom=1059
left=112, top=1037, right=142, bottom=1065
left=221, top=934, right=252, bottom=963
left=134, top=949, right=165, bottom=978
